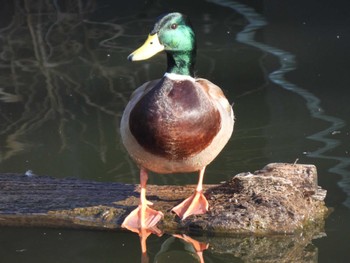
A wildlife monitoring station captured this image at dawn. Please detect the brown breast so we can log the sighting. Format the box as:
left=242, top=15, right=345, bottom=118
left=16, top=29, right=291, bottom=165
left=129, top=77, right=221, bottom=160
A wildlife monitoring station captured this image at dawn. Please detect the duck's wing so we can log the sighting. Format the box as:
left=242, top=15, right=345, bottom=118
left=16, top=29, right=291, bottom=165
left=196, top=78, right=234, bottom=117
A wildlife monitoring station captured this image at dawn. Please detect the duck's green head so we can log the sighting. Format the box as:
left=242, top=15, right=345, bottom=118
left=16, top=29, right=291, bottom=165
left=128, top=12, right=196, bottom=76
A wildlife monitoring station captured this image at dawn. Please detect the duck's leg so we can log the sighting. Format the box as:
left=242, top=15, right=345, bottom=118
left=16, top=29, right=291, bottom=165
left=172, top=167, right=209, bottom=220
left=122, top=168, right=164, bottom=230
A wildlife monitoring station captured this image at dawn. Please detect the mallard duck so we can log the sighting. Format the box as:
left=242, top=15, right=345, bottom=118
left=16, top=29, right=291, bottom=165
left=121, top=12, right=234, bottom=230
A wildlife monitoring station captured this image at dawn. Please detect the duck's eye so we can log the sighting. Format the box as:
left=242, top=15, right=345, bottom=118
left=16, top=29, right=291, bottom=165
left=171, top=23, right=178, bottom=30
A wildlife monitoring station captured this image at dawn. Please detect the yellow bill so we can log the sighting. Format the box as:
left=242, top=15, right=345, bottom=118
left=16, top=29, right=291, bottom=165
left=127, top=33, right=165, bottom=61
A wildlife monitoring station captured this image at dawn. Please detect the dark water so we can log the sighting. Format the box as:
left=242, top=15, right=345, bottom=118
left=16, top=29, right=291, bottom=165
left=1, top=0, right=350, bottom=262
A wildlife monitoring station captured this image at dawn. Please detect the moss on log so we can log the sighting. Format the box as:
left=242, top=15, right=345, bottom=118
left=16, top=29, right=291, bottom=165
left=0, top=163, right=328, bottom=235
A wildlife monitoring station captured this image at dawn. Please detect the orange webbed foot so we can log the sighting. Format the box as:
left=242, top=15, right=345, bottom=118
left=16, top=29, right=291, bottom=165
left=171, top=191, right=209, bottom=220
left=122, top=205, right=164, bottom=231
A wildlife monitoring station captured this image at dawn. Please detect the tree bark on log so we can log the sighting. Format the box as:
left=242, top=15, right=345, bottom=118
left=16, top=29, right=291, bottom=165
left=0, top=163, right=328, bottom=235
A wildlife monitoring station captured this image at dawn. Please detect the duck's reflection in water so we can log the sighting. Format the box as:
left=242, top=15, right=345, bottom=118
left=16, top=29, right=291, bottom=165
left=123, top=225, right=209, bottom=263
left=165, top=234, right=209, bottom=263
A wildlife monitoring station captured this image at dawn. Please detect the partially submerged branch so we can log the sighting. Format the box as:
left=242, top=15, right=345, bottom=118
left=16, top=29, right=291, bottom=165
left=0, top=163, right=328, bottom=235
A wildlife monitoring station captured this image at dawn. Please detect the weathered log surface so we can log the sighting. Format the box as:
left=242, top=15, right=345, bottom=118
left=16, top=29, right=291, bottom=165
left=0, top=163, right=328, bottom=235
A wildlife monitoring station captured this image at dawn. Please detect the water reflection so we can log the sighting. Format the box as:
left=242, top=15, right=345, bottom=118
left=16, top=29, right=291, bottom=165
left=124, top=226, right=323, bottom=263
left=0, top=0, right=136, bottom=180
left=210, top=0, right=350, bottom=207
left=122, top=216, right=208, bottom=262
left=0, top=0, right=346, bottom=262
left=121, top=222, right=208, bottom=263
left=155, top=234, right=209, bottom=263
left=0, top=223, right=325, bottom=263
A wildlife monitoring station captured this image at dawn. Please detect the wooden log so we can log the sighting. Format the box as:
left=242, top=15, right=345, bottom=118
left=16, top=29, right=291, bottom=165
left=0, top=163, right=328, bottom=235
